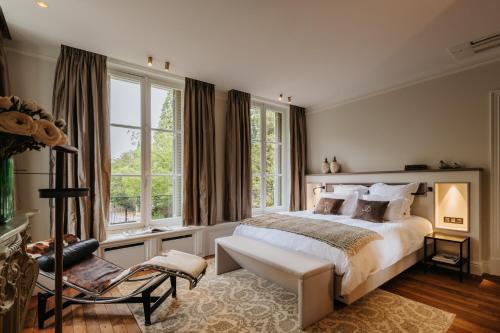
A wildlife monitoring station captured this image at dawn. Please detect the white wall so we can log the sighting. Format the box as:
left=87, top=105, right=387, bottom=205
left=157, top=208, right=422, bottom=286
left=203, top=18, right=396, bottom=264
left=8, top=50, right=56, bottom=241
left=306, top=59, right=500, bottom=274
left=6, top=48, right=229, bottom=241
left=307, top=61, right=500, bottom=174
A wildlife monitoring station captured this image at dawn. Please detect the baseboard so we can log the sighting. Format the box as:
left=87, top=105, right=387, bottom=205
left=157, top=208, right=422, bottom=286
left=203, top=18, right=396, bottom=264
left=484, top=257, right=500, bottom=276
left=470, top=261, right=484, bottom=276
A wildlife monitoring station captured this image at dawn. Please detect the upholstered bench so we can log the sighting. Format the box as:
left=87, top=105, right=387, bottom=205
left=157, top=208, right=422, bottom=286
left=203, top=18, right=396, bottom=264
left=215, top=235, right=334, bottom=329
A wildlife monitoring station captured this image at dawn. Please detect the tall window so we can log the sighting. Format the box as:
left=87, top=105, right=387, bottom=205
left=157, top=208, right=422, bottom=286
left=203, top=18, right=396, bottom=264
left=109, top=72, right=182, bottom=228
left=251, top=103, right=286, bottom=212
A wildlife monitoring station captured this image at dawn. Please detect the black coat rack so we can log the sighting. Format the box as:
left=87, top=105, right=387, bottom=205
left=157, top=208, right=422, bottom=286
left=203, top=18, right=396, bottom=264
left=39, top=145, right=89, bottom=333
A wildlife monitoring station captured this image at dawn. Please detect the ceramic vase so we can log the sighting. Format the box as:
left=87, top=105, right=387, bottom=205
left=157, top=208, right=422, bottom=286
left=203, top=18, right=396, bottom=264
left=0, top=157, right=14, bottom=224
left=321, top=158, right=330, bottom=174
left=330, top=156, right=341, bottom=174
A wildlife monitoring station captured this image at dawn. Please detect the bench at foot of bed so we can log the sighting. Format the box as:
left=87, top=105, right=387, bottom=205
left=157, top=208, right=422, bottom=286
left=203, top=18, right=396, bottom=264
left=215, top=235, right=335, bottom=329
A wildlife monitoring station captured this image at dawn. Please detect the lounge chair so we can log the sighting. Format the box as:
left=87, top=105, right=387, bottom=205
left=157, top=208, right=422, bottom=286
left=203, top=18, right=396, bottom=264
left=29, top=238, right=207, bottom=328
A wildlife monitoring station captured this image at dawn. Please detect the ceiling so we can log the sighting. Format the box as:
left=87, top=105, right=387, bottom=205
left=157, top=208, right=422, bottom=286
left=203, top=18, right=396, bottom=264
left=2, top=0, right=500, bottom=110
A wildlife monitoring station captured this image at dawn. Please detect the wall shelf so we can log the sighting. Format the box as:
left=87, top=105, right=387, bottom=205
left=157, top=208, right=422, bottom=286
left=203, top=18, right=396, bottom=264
left=306, top=168, right=483, bottom=177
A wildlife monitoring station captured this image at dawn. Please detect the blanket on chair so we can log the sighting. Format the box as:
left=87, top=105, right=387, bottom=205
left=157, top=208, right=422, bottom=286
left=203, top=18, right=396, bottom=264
left=240, top=213, right=382, bottom=257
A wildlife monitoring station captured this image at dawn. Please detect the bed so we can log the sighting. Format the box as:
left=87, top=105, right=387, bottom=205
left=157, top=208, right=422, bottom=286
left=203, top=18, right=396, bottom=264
left=234, top=211, right=433, bottom=302
left=217, top=181, right=434, bottom=305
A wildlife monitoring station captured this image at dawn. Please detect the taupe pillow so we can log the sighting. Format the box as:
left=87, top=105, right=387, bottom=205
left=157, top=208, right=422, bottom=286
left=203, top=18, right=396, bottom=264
left=314, top=198, right=345, bottom=215
left=352, top=199, right=389, bottom=223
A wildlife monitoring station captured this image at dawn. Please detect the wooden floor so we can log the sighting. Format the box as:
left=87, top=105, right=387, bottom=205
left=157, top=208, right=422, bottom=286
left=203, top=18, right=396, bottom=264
left=23, top=264, right=500, bottom=333
left=381, top=264, right=500, bottom=333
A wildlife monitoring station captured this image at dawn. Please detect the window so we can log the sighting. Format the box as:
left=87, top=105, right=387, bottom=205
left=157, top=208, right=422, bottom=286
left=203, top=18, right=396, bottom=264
left=251, top=102, right=287, bottom=213
left=109, top=72, right=183, bottom=229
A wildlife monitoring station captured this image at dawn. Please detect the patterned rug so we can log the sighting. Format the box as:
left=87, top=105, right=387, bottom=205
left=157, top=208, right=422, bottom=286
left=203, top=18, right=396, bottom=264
left=119, top=260, right=455, bottom=332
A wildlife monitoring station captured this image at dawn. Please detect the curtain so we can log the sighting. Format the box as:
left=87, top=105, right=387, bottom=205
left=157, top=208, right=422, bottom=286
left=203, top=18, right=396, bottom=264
left=223, top=90, right=251, bottom=221
left=183, top=78, right=217, bottom=226
left=0, top=35, right=10, bottom=96
left=289, top=105, right=307, bottom=211
left=51, top=45, right=110, bottom=241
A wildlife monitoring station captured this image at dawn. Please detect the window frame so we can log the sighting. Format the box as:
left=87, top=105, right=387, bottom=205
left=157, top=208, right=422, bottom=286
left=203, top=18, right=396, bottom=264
left=107, top=69, right=184, bottom=231
left=251, top=100, right=290, bottom=215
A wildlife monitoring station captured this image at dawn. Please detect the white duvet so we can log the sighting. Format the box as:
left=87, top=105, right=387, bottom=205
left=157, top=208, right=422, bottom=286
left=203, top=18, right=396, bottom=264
left=233, top=211, right=433, bottom=295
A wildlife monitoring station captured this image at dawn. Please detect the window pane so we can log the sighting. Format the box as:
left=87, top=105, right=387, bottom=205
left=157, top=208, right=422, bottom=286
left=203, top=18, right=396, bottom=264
left=275, top=112, right=282, bottom=143
left=252, top=176, right=261, bottom=208
left=151, top=130, right=173, bottom=174
left=265, top=143, right=276, bottom=174
left=266, top=111, right=275, bottom=142
left=151, top=86, right=174, bottom=130
left=276, top=143, right=282, bottom=174
left=251, top=141, right=261, bottom=173
left=174, top=175, right=182, bottom=217
left=266, top=176, right=275, bottom=207
left=276, top=176, right=282, bottom=206
left=111, top=126, right=141, bottom=175
left=110, top=77, right=141, bottom=126
left=174, top=90, right=182, bottom=132
left=175, top=133, right=182, bottom=174
left=250, top=106, right=261, bottom=140
left=151, top=176, right=173, bottom=220
left=110, top=176, right=141, bottom=224
left=266, top=111, right=282, bottom=143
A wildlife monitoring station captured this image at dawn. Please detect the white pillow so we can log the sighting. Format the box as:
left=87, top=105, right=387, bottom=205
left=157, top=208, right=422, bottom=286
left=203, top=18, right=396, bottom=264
left=369, top=182, right=419, bottom=214
left=320, top=192, right=359, bottom=215
left=333, top=184, right=368, bottom=196
left=362, top=194, right=409, bottom=221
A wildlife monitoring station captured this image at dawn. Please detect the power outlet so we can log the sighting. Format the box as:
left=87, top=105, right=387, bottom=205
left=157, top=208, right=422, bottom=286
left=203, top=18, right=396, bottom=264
left=443, top=216, right=464, bottom=224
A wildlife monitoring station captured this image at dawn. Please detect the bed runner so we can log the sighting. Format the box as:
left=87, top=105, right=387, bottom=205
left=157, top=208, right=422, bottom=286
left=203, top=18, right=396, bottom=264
left=240, top=213, right=383, bottom=257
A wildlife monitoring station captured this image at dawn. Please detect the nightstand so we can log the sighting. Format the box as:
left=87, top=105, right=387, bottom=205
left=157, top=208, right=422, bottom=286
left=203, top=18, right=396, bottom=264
left=423, top=232, right=470, bottom=282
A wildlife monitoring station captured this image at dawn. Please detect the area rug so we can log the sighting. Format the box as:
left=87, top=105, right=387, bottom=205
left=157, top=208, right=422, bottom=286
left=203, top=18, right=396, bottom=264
left=119, top=260, right=455, bottom=332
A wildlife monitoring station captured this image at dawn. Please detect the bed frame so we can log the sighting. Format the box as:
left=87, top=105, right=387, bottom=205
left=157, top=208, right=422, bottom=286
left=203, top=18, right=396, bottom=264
left=335, top=248, right=423, bottom=304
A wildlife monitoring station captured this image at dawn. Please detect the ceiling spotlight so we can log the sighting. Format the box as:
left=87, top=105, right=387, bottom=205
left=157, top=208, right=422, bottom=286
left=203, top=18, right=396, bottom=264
left=278, top=93, right=283, bottom=102
left=36, top=1, right=49, bottom=8
left=147, top=56, right=153, bottom=67
left=164, top=61, right=170, bottom=72
left=288, top=96, right=292, bottom=104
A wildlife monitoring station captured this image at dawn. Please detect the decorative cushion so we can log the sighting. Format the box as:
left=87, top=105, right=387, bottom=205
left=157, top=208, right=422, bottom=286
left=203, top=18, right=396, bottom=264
left=362, top=194, right=409, bottom=221
left=137, top=250, right=207, bottom=279
left=27, top=234, right=80, bottom=257
left=36, top=239, right=100, bottom=272
left=352, top=199, right=390, bottom=223
left=319, top=192, right=359, bottom=215
left=313, top=198, right=345, bottom=215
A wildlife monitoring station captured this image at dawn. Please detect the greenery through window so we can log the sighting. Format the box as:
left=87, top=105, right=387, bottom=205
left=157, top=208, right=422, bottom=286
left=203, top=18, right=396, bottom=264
left=251, top=103, right=284, bottom=211
left=109, top=74, right=182, bottom=227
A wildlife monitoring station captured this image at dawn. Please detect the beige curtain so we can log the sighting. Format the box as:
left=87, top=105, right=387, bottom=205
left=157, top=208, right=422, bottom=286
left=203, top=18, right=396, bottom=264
left=51, top=45, right=110, bottom=241
left=183, top=78, right=217, bottom=226
left=223, top=90, right=251, bottom=221
left=289, top=105, right=307, bottom=211
left=0, top=35, right=10, bottom=96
